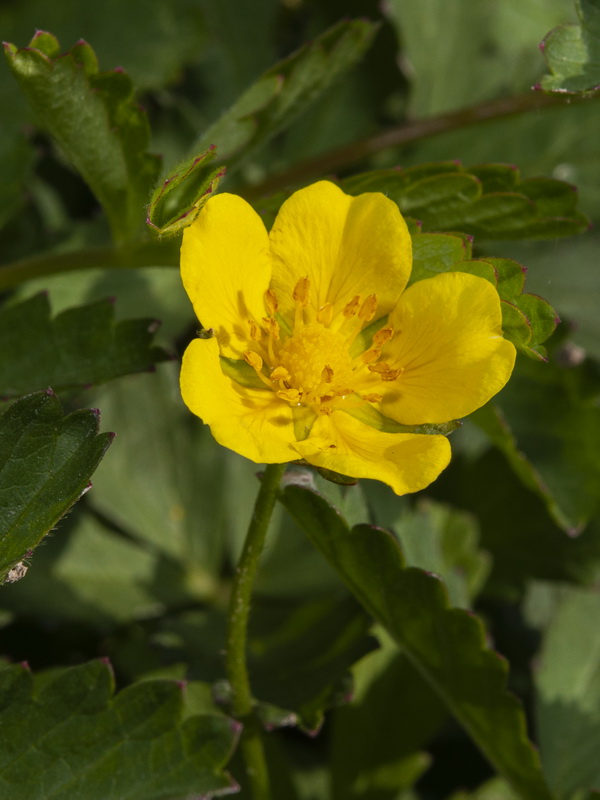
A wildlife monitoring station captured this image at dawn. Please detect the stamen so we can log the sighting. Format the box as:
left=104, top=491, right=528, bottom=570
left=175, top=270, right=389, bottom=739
left=318, top=406, right=333, bottom=415
left=248, top=319, right=262, bottom=342
left=244, top=351, right=263, bottom=370
left=270, top=366, right=291, bottom=382
left=265, top=289, right=279, bottom=317
left=359, top=294, right=378, bottom=322
left=361, top=347, right=381, bottom=365
left=317, top=303, right=333, bottom=325
left=343, top=295, right=360, bottom=318
left=277, top=387, right=301, bottom=403
left=362, top=393, right=383, bottom=402
left=262, top=317, right=280, bottom=341
left=372, top=326, right=394, bottom=347
left=368, top=363, right=403, bottom=381
left=293, top=276, right=310, bottom=307
left=322, top=365, right=334, bottom=383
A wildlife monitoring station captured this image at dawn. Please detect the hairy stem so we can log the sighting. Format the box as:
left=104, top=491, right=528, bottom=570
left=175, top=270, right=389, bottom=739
left=225, top=462, right=286, bottom=800
left=241, top=89, right=596, bottom=200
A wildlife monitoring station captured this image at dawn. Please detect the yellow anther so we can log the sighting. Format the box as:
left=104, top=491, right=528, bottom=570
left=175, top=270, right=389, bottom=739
left=322, top=365, right=334, bottom=383
left=359, top=294, right=378, bottom=322
left=343, top=295, right=361, bottom=318
left=361, top=347, right=381, bottom=365
left=369, top=362, right=403, bottom=381
left=262, top=317, right=280, bottom=340
left=372, top=326, right=394, bottom=347
left=270, top=366, right=291, bottom=382
left=317, top=303, right=334, bottom=325
left=277, top=387, right=301, bottom=403
left=244, top=351, right=263, bottom=371
left=362, top=393, right=383, bottom=403
left=293, top=276, right=310, bottom=307
left=318, top=405, right=333, bottom=415
left=248, top=319, right=262, bottom=342
left=265, top=289, right=279, bottom=317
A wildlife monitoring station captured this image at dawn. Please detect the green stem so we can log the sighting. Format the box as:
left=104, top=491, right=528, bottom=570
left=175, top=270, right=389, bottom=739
left=225, top=462, right=286, bottom=800
left=241, top=89, right=597, bottom=200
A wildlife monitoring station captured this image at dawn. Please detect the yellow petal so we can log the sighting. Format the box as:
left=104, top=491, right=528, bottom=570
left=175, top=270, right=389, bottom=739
left=181, top=338, right=297, bottom=463
left=181, top=193, right=271, bottom=359
left=294, top=411, right=451, bottom=496
left=269, top=181, right=411, bottom=320
left=381, top=272, right=516, bottom=425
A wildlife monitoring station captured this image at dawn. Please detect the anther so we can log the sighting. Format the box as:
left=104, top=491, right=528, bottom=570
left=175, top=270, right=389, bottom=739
left=322, top=365, right=334, bottom=384
left=361, top=347, right=381, bottom=364
left=277, top=387, right=301, bottom=403
left=265, top=289, right=279, bottom=316
left=248, top=320, right=262, bottom=341
left=262, top=317, right=280, bottom=340
left=244, top=351, right=263, bottom=370
left=270, top=366, right=291, bottom=382
left=368, top=363, right=403, bottom=381
left=359, top=295, right=378, bottom=322
left=293, top=276, right=310, bottom=307
left=343, top=295, right=360, bottom=318
left=362, top=393, right=383, bottom=403
left=372, top=326, right=394, bottom=347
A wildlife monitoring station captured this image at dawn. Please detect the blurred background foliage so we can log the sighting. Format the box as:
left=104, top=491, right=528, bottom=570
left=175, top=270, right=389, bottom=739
left=2, top=0, right=600, bottom=798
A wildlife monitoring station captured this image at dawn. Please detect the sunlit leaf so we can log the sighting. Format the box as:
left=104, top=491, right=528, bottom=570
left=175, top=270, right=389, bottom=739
left=4, top=32, right=161, bottom=242
left=279, top=479, right=554, bottom=800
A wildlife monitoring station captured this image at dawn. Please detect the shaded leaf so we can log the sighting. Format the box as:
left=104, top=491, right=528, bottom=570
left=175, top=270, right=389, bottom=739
left=279, top=479, right=553, bottom=800
left=541, top=0, right=600, bottom=93
left=342, top=162, right=589, bottom=240
left=4, top=32, right=161, bottom=242
left=0, top=660, right=238, bottom=799
left=472, top=351, right=600, bottom=534
left=0, top=293, right=168, bottom=398
left=0, top=392, right=112, bottom=584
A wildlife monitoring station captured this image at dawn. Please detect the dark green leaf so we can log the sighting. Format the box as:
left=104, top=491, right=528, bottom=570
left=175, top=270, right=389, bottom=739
left=0, top=392, right=112, bottom=584
left=342, top=163, right=589, bottom=240
left=472, top=352, right=600, bottom=533
left=161, top=20, right=377, bottom=223
left=541, top=0, right=600, bottom=93
left=0, top=293, right=167, bottom=398
left=4, top=32, right=161, bottom=242
left=0, top=660, right=238, bottom=799
left=279, top=480, right=554, bottom=800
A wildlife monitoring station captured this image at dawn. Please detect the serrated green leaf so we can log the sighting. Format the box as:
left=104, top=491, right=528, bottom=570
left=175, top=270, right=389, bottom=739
left=0, top=293, right=167, bottom=398
left=342, top=163, right=589, bottom=240
left=0, top=392, right=112, bottom=584
left=535, top=585, right=600, bottom=799
left=410, top=233, right=470, bottom=283
left=485, top=258, right=527, bottom=302
left=501, top=300, right=534, bottom=349
left=541, top=0, right=600, bottom=93
left=279, top=480, right=554, bottom=800
left=4, top=32, right=161, bottom=242
left=0, top=660, right=238, bottom=799
left=146, top=146, right=226, bottom=237
left=472, top=353, right=600, bottom=533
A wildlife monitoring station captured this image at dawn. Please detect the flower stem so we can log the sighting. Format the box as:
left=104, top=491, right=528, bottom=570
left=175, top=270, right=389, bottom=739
left=225, top=462, right=286, bottom=800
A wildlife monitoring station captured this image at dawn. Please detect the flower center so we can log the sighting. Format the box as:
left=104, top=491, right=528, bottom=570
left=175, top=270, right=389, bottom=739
left=277, top=324, right=354, bottom=400
left=242, top=277, right=403, bottom=414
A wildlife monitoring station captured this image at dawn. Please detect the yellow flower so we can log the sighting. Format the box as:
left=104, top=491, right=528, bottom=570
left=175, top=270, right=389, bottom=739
left=180, top=181, right=516, bottom=495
